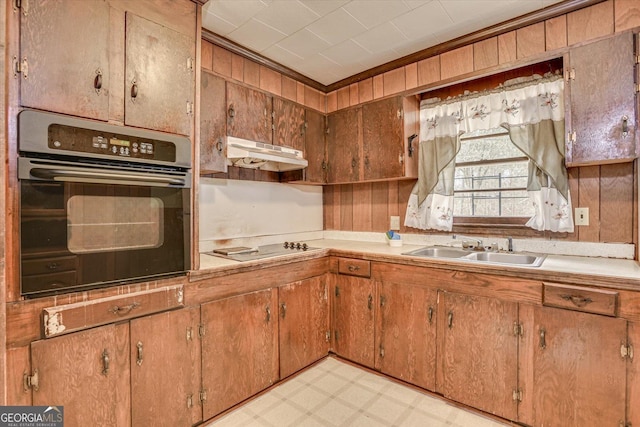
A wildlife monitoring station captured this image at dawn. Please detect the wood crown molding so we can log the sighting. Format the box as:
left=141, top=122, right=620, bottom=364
left=192, top=0, right=209, bottom=5
left=201, top=0, right=605, bottom=94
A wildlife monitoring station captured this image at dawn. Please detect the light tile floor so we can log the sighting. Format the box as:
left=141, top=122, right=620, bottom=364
left=206, top=357, right=510, bottom=427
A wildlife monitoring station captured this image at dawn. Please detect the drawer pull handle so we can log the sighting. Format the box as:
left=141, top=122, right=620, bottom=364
left=539, top=328, right=546, bottom=349
left=102, top=349, right=110, bottom=375
left=136, top=341, right=144, bottom=366
left=47, top=262, right=59, bottom=270
left=560, top=294, right=593, bottom=308
left=348, top=265, right=360, bottom=272
left=109, top=302, right=140, bottom=316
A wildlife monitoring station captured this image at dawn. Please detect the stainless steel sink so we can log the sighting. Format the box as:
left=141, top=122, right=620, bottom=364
left=465, top=251, right=546, bottom=267
left=402, top=246, right=546, bottom=267
left=403, top=247, right=472, bottom=258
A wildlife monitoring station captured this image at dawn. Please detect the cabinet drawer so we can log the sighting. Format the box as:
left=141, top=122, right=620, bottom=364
left=338, top=258, right=371, bottom=278
left=543, top=282, right=618, bottom=317
left=43, top=284, right=185, bottom=337
left=23, top=255, right=77, bottom=275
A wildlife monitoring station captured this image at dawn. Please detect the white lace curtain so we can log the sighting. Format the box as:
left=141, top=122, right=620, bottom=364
left=405, top=75, right=574, bottom=233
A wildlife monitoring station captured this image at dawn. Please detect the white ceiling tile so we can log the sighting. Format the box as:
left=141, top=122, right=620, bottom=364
left=402, top=0, right=433, bottom=10
left=343, top=0, right=411, bottom=29
left=228, top=18, right=288, bottom=52
left=393, top=1, right=451, bottom=41
left=262, top=44, right=305, bottom=66
left=277, top=29, right=332, bottom=58
left=353, top=22, right=409, bottom=53
left=299, top=0, right=350, bottom=16
left=320, top=39, right=371, bottom=65
left=204, top=0, right=270, bottom=27
left=294, top=55, right=343, bottom=85
left=307, top=8, right=367, bottom=45
left=393, top=34, right=440, bottom=57
left=202, top=11, right=237, bottom=36
left=253, top=0, right=320, bottom=36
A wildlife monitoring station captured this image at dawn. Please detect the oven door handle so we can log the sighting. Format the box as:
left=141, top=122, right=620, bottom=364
left=30, top=167, right=187, bottom=187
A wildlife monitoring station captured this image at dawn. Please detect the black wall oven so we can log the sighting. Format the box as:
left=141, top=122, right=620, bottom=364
left=18, top=110, right=192, bottom=297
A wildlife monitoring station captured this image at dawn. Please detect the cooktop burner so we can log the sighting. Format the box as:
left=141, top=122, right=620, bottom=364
left=208, top=242, right=321, bottom=262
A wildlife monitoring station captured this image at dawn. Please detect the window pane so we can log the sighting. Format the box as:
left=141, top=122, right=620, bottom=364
left=457, top=128, right=522, bottom=163
left=454, top=190, right=533, bottom=217
left=454, top=162, right=529, bottom=192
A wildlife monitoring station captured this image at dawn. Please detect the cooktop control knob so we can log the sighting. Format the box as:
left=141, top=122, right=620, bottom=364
left=302, top=243, right=308, bottom=251
left=296, top=243, right=302, bottom=250
left=283, top=242, right=289, bottom=248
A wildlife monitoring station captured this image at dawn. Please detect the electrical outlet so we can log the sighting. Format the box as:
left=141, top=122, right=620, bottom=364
left=575, top=207, right=589, bottom=226
left=390, top=216, right=400, bottom=231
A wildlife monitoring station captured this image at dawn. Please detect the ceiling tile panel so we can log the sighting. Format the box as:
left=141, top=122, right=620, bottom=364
left=202, top=11, right=237, bottom=36
left=343, top=0, right=411, bottom=29
left=228, top=18, right=288, bottom=52
left=306, top=8, right=367, bottom=45
left=206, top=0, right=270, bottom=27
left=320, top=39, right=372, bottom=65
left=276, top=29, right=332, bottom=58
left=299, top=0, right=350, bottom=16
left=252, top=0, right=320, bottom=35
left=353, top=22, right=409, bottom=53
left=392, top=1, right=452, bottom=40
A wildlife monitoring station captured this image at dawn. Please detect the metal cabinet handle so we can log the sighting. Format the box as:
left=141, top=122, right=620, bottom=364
left=102, top=349, right=110, bottom=375
left=428, top=306, right=434, bottom=324
left=228, top=105, right=235, bottom=118
left=94, top=69, right=103, bottom=93
left=280, top=303, right=287, bottom=319
left=215, top=138, right=224, bottom=153
left=130, top=80, right=138, bottom=99
left=622, top=115, right=629, bottom=137
left=47, top=262, right=59, bottom=270
left=351, top=158, right=356, bottom=168
left=367, top=294, right=373, bottom=310
left=447, top=311, right=453, bottom=329
left=265, top=306, right=271, bottom=322
left=380, top=295, right=386, bottom=307
left=364, top=157, right=370, bottom=167
left=136, top=341, right=144, bottom=366
left=109, top=302, right=140, bottom=316
left=348, top=265, right=360, bottom=272
left=560, top=294, right=593, bottom=308
left=539, top=328, right=546, bottom=349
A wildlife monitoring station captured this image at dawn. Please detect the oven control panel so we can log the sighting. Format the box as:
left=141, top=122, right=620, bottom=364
left=48, top=124, right=176, bottom=162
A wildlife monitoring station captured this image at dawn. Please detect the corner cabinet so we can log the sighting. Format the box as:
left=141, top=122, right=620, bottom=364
left=326, top=96, right=418, bottom=183
left=200, top=289, right=279, bottom=419
left=18, top=0, right=196, bottom=136
left=303, top=108, right=328, bottom=184
left=565, top=31, right=638, bottom=165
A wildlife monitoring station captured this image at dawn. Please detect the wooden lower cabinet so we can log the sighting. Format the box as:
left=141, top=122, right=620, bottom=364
left=629, top=321, right=640, bottom=427
left=30, top=323, right=131, bottom=427
left=279, top=275, right=330, bottom=379
left=376, top=281, right=437, bottom=390
left=332, top=275, right=376, bottom=367
left=200, top=288, right=279, bottom=419
left=437, top=290, right=519, bottom=421
left=519, top=305, right=627, bottom=427
left=130, top=307, right=202, bottom=427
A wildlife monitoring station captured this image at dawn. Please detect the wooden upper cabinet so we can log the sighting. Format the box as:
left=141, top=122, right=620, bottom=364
left=363, top=96, right=418, bottom=180
left=377, top=281, right=437, bottom=391
left=125, top=13, right=195, bottom=136
left=130, top=307, right=202, bottom=427
left=327, top=107, right=361, bottom=183
left=30, top=323, right=131, bottom=427
left=326, top=96, right=419, bottom=183
left=332, top=275, right=375, bottom=368
left=20, top=0, right=111, bottom=121
left=200, top=289, right=278, bottom=419
left=437, top=291, right=519, bottom=421
left=304, top=108, right=327, bottom=183
left=278, top=276, right=330, bottom=379
left=519, top=305, right=627, bottom=427
left=226, top=82, right=272, bottom=144
left=200, top=71, right=228, bottom=174
left=566, top=32, right=638, bottom=165
left=273, top=97, right=305, bottom=152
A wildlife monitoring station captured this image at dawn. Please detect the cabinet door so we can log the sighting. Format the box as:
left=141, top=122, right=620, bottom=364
left=279, top=276, right=330, bottom=378
left=20, top=0, right=110, bottom=120
left=125, top=13, right=195, bottom=136
left=200, top=71, right=228, bottom=174
left=273, top=98, right=305, bottom=151
left=227, top=82, right=272, bottom=144
left=130, top=307, right=202, bottom=427
left=333, top=275, right=375, bottom=367
left=523, top=305, right=626, bottom=426
left=567, top=32, right=637, bottom=165
left=30, top=323, right=130, bottom=427
left=304, top=109, right=327, bottom=183
left=327, top=108, right=361, bottom=183
left=438, top=291, right=518, bottom=420
left=378, top=282, right=437, bottom=391
left=629, top=321, right=640, bottom=427
left=362, top=97, right=405, bottom=180
left=201, top=289, right=278, bottom=419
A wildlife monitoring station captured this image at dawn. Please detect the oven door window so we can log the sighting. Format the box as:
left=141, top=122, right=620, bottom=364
left=67, top=195, right=164, bottom=253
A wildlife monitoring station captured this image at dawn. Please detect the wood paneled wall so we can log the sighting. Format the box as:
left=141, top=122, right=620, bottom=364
left=324, top=163, right=636, bottom=244
left=201, top=41, right=326, bottom=113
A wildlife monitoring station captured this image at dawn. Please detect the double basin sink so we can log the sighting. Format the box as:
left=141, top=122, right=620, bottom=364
left=402, top=246, right=546, bottom=267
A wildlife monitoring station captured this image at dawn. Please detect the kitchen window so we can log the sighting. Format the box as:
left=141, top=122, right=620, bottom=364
left=453, top=128, right=534, bottom=220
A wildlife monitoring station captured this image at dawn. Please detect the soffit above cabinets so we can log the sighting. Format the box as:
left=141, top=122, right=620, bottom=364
left=202, top=0, right=566, bottom=87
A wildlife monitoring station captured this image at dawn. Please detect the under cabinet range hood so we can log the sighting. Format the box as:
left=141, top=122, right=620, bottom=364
left=226, top=136, right=308, bottom=172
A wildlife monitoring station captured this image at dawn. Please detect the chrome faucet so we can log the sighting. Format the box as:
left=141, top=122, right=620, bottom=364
left=506, top=237, right=514, bottom=252
left=452, top=234, right=483, bottom=250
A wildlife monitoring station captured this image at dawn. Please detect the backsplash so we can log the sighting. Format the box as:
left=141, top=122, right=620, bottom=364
left=199, top=178, right=323, bottom=252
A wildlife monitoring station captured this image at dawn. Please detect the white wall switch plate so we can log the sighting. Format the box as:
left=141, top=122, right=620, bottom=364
left=575, top=207, right=589, bottom=226
left=390, top=216, right=400, bottom=231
